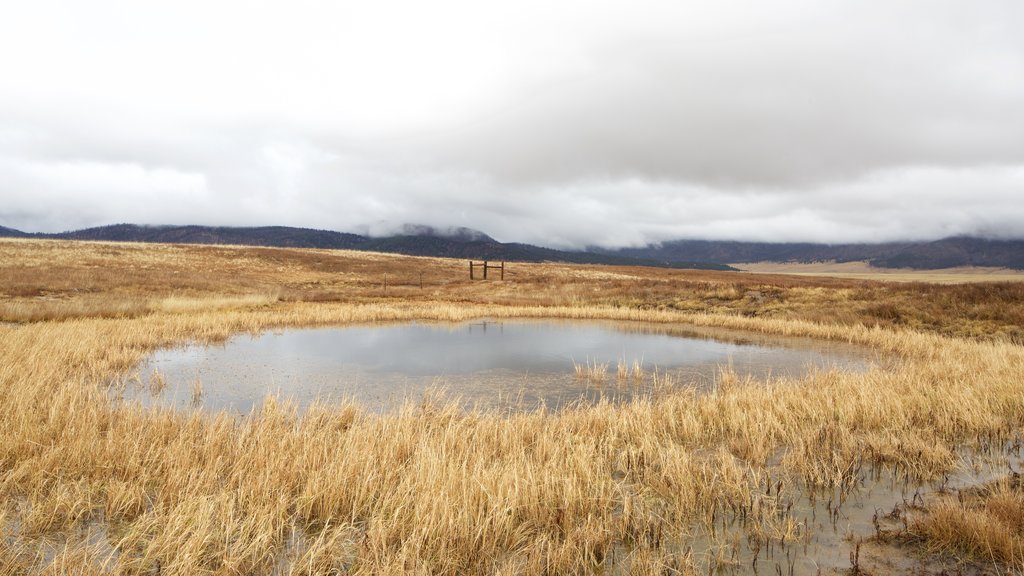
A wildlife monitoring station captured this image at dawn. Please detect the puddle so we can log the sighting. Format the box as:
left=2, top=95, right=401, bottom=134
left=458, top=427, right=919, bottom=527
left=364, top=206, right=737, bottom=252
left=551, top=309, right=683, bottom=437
left=690, top=448, right=1024, bottom=575
left=116, top=319, right=875, bottom=413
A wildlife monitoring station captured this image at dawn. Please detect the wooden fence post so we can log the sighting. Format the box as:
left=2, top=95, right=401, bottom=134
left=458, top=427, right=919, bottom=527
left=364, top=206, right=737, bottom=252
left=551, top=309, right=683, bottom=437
left=470, top=260, right=506, bottom=281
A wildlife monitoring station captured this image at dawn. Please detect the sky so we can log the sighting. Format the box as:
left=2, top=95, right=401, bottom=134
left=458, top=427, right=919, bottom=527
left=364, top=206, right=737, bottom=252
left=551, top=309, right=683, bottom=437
left=1, top=0, right=1022, bottom=248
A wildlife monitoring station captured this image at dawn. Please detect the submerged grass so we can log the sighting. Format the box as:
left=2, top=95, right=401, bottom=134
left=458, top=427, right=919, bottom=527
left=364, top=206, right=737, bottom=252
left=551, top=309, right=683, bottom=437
left=574, top=358, right=609, bottom=383
left=1, top=238, right=1023, bottom=573
left=911, top=480, right=1024, bottom=567
left=864, top=476, right=1024, bottom=572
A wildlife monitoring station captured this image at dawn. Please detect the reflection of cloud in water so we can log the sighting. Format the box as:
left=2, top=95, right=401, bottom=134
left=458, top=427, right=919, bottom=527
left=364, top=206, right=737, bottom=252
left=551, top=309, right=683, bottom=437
left=122, top=320, right=874, bottom=414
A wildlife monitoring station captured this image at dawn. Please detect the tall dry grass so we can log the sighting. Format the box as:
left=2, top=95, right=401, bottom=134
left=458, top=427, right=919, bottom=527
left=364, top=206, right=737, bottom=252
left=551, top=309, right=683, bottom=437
left=863, top=477, right=1024, bottom=571
left=1, top=238, right=1023, bottom=573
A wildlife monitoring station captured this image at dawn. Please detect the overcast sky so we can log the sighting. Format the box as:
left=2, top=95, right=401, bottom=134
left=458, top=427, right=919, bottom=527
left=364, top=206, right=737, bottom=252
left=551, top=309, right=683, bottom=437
left=1, top=0, right=1022, bottom=248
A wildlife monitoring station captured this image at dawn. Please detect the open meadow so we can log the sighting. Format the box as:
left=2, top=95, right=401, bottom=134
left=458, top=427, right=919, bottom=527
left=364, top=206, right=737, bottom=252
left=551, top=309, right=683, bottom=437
left=733, top=261, right=1024, bottom=285
left=2, top=238, right=1023, bottom=574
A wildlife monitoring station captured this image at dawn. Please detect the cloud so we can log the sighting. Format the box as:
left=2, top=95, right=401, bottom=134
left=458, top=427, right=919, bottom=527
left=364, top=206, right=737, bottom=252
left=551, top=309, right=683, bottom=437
left=0, top=0, right=1022, bottom=246
left=424, top=2, right=1024, bottom=188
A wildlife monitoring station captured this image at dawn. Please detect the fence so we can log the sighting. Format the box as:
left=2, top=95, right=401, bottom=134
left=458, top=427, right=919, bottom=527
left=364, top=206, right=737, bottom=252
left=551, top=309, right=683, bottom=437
left=469, top=261, right=505, bottom=280
left=378, top=262, right=506, bottom=295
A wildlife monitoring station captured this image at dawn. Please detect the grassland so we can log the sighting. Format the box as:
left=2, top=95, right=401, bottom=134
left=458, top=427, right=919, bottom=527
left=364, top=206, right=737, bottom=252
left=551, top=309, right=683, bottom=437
left=734, top=260, right=1024, bottom=285
left=1, top=237, right=1023, bottom=574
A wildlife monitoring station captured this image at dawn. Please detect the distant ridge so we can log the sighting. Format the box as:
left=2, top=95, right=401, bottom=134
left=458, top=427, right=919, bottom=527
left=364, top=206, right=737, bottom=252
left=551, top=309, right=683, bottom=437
left=868, top=237, right=1024, bottom=269
left=57, top=224, right=366, bottom=250
left=593, top=239, right=912, bottom=264
left=0, top=225, right=27, bottom=237
left=0, top=223, right=734, bottom=271
left=593, top=237, right=1024, bottom=270
left=3, top=223, right=1021, bottom=270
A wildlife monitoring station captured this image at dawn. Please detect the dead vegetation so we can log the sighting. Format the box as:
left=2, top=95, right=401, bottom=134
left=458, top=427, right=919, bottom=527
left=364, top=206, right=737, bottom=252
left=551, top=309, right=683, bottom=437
left=0, top=238, right=1023, bottom=574
left=911, top=477, right=1024, bottom=567
left=855, top=474, right=1024, bottom=574
left=3, top=237, right=1023, bottom=341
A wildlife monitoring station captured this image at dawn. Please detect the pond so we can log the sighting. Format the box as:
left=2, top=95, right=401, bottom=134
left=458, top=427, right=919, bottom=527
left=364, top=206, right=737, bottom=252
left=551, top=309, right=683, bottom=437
left=118, top=319, right=875, bottom=413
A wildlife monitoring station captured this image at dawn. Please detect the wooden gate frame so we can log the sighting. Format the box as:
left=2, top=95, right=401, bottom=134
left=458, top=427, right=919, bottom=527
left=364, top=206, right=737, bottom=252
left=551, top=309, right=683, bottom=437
left=469, top=260, right=504, bottom=280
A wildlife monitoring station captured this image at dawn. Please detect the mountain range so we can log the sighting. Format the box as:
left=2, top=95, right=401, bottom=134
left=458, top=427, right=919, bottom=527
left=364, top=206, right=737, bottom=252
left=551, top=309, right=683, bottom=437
left=1, top=223, right=1022, bottom=270
left=594, top=237, right=1024, bottom=270
left=0, top=224, right=734, bottom=270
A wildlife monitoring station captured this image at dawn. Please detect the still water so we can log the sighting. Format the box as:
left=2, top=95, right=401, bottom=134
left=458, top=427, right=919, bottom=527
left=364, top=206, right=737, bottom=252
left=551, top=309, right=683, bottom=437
left=121, top=319, right=873, bottom=413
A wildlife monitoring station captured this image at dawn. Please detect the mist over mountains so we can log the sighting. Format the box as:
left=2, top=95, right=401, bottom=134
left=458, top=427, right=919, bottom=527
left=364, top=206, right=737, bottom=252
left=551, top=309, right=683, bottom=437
left=1, top=223, right=1022, bottom=270
left=593, top=237, right=1024, bottom=270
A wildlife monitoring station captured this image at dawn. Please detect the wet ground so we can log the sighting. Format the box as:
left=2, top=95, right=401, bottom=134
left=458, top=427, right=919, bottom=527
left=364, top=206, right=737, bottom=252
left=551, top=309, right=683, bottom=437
left=14, top=453, right=1017, bottom=574
left=677, top=448, right=1023, bottom=575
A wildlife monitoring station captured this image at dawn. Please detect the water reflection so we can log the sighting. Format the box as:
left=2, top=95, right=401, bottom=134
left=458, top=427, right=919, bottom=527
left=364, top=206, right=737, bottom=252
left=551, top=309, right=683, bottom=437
left=118, top=319, right=873, bottom=413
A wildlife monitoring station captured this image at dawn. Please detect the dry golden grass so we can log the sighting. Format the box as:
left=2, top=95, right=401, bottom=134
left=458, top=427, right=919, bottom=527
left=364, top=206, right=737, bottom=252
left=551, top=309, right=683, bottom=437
left=911, top=482, right=1024, bottom=568
left=574, top=358, right=609, bottom=383
left=5, top=237, right=1024, bottom=341
left=1, top=238, right=1023, bottom=573
left=863, top=477, right=1024, bottom=572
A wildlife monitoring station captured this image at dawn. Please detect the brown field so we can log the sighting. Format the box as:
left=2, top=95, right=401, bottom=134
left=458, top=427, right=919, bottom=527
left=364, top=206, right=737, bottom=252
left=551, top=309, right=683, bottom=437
left=734, top=260, right=1024, bottom=284
left=1, top=237, right=1023, bottom=574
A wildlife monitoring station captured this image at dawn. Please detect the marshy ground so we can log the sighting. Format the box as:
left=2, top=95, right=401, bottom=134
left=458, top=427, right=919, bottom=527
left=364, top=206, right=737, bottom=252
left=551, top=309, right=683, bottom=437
left=1, top=238, right=1023, bottom=574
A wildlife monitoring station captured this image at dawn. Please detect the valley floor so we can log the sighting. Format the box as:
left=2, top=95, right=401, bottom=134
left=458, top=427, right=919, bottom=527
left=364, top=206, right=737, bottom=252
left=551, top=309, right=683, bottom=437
left=733, top=260, right=1024, bottom=284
